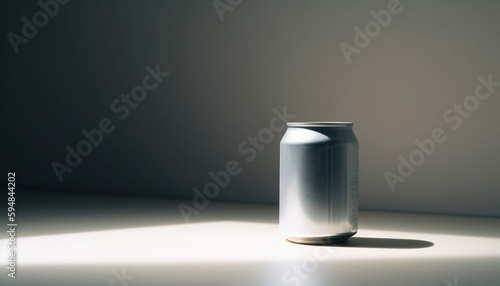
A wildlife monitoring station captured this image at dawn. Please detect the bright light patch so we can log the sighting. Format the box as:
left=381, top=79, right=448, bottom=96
left=1, top=220, right=499, bottom=266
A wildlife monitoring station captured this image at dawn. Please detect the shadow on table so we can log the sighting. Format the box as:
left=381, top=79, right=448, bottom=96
left=17, top=189, right=279, bottom=237
left=286, top=237, right=434, bottom=249
left=339, top=237, right=434, bottom=249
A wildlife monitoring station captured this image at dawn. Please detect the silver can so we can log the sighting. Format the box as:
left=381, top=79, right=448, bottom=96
left=279, top=122, right=359, bottom=244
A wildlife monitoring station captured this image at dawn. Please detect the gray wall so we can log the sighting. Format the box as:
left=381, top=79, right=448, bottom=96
left=2, top=0, right=499, bottom=217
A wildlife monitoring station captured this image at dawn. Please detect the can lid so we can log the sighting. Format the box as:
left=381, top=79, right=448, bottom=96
left=287, top=122, right=353, bottom=127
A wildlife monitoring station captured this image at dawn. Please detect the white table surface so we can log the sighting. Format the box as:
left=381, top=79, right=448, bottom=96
left=1, top=190, right=499, bottom=286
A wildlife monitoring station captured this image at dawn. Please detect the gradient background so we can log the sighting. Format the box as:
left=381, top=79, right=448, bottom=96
left=2, top=0, right=499, bottom=217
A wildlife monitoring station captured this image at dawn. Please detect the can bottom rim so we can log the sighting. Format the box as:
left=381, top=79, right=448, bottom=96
left=286, top=232, right=357, bottom=245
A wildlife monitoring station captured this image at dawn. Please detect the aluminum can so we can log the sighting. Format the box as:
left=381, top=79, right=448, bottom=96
left=279, top=122, right=358, bottom=244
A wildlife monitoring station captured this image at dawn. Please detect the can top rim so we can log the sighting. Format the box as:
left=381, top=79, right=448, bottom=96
left=287, top=122, right=353, bottom=127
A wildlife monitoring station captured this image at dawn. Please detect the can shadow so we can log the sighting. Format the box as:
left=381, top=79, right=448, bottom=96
left=288, top=237, right=434, bottom=249
left=331, top=237, right=434, bottom=249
